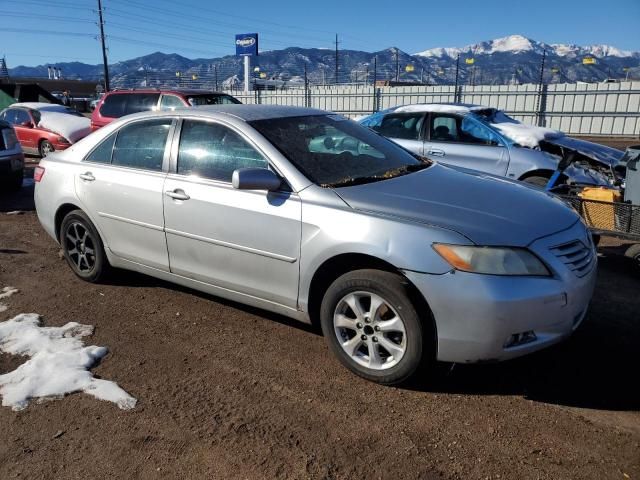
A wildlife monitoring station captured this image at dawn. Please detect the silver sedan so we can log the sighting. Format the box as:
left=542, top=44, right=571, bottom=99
left=34, top=105, right=597, bottom=384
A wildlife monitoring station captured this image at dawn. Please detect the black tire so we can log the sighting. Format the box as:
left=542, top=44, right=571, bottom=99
left=624, top=243, right=640, bottom=270
left=522, top=175, right=550, bottom=187
left=39, top=140, right=55, bottom=158
left=60, top=210, right=110, bottom=282
left=320, top=269, right=431, bottom=385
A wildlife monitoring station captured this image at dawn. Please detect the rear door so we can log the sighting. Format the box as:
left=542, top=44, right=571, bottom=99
left=424, top=113, right=509, bottom=176
left=162, top=117, right=301, bottom=307
left=376, top=112, right=426, bottom=156
left=75, top=117, right=174, bottom=270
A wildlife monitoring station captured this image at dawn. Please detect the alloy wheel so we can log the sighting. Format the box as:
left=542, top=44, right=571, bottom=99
left=333, top=291, right=407, bottom=370
left=64, top=222, right=97, bottom=273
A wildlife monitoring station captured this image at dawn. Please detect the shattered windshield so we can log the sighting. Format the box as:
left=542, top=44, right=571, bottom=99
left=249, top=114, right=431, bottom=187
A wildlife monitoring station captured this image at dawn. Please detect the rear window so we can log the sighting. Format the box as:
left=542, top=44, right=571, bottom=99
left=185, top=94, right=241, bottom=106
left=99, top=93, right=160, bottom=118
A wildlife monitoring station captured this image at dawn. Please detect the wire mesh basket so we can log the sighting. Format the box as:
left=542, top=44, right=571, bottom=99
left=560, top=195, right=640, bottom=240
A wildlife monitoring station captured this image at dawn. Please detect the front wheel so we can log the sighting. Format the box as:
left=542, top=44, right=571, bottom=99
left=625, top=244, right=640, bottom=271
left=522, top=175, right=550, bottom=187
left=60, top=210, right=109, bottom=282
left=320, top=269, right=430, bottom=385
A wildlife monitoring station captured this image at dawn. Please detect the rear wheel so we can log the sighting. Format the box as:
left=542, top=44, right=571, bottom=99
left=320, top=269, right=430, bottom=385
left=60, top=210, right=109, bottom=282
left=39, top=140, right=55, bottom=157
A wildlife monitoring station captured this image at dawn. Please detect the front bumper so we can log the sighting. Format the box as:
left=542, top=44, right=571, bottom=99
left=406, top=221, right=597, bottom=363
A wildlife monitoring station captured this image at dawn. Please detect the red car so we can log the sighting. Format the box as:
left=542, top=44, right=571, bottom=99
left=0, top=103, right=91, bottom=157
left=90, top=89, right=241, bottom=130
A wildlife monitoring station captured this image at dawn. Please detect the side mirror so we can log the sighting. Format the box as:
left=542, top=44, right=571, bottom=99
left=20, top=120, right=33, bottom=128
left=232, top=168, right=282, bottom=191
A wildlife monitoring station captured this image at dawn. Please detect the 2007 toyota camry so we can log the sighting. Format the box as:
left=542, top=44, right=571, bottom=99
left=34, top=105, right=596, bottom=385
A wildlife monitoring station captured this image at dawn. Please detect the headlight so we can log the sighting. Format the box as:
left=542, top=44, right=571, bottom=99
left=56, top=136, right=70, bottom=144
left=432, top=244, right=551, bottom=276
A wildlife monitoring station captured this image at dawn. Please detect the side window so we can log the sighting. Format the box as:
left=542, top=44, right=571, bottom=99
left=218, top=95, right=241, bottom=105
left=159, top=95, right=185, bottom=111
left=378, top=113, right=424, bottom=140
left=85, top=132, right=117, bottom=164
left=125, top=94, right=160, bottom=115
left=12, top=109, right=31, bottom=126
left=430, top=115, right=459, bottom=142
left=460, top=116, right=504, bottom=146
left=111, top=119, right=172, bottom=171
left=177, top=120, right=268, bottom=182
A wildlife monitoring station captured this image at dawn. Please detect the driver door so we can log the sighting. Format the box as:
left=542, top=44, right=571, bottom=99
left=162, top=118, right=302, bottom=308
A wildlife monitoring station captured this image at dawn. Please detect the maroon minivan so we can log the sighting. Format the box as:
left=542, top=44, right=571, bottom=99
left=90, top=89, right=241, bottom=130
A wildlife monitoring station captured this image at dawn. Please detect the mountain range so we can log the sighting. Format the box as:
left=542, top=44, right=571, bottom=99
left=7, top=35, right=640, bottom=88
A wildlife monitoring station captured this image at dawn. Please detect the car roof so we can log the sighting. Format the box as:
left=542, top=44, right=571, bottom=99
left=388, top=103, right=488, bottom=115
left=9, top=102, right=69, bottom=111
left=124, top=104, right=329, bottom=122
left=106, top=89, right=231, bottom=96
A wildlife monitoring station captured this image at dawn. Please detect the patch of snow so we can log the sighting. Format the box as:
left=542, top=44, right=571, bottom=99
left=0, top=287, right=19, bottom=300
left=584, top=44, right=632, bottom=58
left=37, top=111, right=91, bottom=144
left=492, top=122, right=562, bottom=148
left=550, top=43, right=579, bottom=57
left=395, top=104, right=473, bottom=114
left=0, top=287, right=19, bottom=313
left=414, top=46, right=462, bottom=58
left=0, top=313, right=137, bottom=411
left=489, top=35, right=534, bottom=53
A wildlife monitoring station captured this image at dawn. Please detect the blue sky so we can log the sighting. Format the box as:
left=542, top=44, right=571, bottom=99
left=1, top=0, right=639, bottom=67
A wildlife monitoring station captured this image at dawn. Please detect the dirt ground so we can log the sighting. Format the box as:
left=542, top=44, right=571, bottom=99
left=0, top=145, right=639, bottom=479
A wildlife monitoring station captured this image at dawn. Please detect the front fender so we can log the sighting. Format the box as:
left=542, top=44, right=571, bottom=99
left=297, top=189, right=470, bottom=311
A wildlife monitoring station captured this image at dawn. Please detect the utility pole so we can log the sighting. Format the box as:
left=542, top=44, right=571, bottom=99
left=214, top=64, right=218, bottom=91
left=334, top=34, right=339, bottom=84
left=454, top=54, right=460, bottom=101
left=97, top=0, right=110, bottom=92
left=536, top=48, right=547, bottom=126
left=394, top=49, right=400, bottom=82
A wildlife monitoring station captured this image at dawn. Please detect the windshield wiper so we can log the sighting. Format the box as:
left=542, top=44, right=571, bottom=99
left=323, top=163, right=430, bottom=188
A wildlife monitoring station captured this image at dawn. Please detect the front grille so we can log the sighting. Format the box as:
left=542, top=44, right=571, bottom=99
left=550, top=239, right=594, bottom=277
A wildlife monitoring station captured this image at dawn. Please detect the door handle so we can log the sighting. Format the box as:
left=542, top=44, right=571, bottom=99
left=79, top=172, right=95, bottom=181
left=427, top=149, right=445, bottom=157
left=165, top=189, right=190, bottom=201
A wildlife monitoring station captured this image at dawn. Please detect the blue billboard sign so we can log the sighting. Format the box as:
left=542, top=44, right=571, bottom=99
left=235, top=33, right=258, bottom=56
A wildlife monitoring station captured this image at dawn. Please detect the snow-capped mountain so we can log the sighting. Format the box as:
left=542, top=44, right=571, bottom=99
left=414, top=34, right=636, bottom=59
left=8, top=35, right=639, bottom=87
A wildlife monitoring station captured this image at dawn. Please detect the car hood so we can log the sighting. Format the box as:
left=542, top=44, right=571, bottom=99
left=543, top=136, right=624, bottom=167
left=37, top=112, right=91, bottom=144
left=334, top=164, right=580, bottom=246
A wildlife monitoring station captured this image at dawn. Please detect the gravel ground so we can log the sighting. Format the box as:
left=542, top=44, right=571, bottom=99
left=0, top=142, right=638, bottom=479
